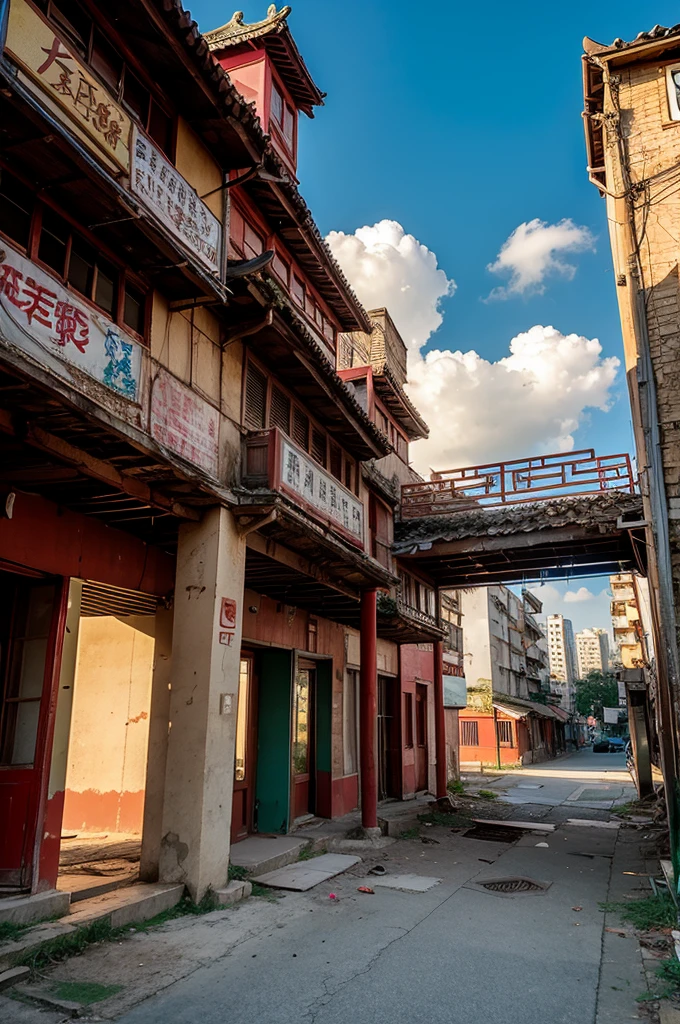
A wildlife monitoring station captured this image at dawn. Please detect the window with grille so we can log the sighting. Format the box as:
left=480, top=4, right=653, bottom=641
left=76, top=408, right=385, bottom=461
left=460, top=721, right=479, bottom=747
left=497, top=720, right=513, bottom=746
left=244, top=362, right=267, bottom=429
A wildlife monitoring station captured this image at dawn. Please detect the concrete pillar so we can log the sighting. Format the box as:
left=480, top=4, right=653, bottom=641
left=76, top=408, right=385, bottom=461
left=158, top=507, right=246, bottom=900
left=433, top=639, right=447, bottom=799
left=140, top=603, right=174, bottom=881
left=360, top=588, right=378, bottom=833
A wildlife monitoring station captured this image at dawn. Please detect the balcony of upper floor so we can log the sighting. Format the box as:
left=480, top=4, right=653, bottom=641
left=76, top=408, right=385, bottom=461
left=373, top=568, right=445, bottom=644
left=238, top=426, right=396, bottom=591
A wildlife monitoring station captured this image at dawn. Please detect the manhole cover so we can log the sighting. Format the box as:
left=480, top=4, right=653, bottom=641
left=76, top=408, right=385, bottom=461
left=463, top=823, right=527, bottom=843
left=480, top=878, right=544, bottom=894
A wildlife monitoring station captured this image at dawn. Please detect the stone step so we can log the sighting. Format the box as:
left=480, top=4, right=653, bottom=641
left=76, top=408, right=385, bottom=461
left=0, top=889, right=70, bottom=927
left=229, top=834, right=328, bottom=877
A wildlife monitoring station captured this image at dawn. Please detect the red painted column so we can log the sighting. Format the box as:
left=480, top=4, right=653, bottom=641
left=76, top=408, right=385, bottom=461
left=434, top=639, right=448, bottom=799
left=360, top=588, right=378, bottom=830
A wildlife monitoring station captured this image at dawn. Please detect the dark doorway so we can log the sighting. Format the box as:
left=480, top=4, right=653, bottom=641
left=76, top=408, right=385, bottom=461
left=378, top=675, right=399, bottom=800
left=415, top=683, right=429, bottom=792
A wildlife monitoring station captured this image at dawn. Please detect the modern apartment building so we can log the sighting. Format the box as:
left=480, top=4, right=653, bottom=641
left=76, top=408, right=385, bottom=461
left=575, top=628, right=611, bottom=678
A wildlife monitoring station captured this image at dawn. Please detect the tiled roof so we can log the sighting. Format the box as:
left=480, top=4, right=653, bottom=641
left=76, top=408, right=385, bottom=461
left=584, top=24, right=680, bottom=56
left=156, top=0, right=369, bottom=333
left=394, top=491, right=643, bottom=554
left=205, top=5, right=324, bottom=115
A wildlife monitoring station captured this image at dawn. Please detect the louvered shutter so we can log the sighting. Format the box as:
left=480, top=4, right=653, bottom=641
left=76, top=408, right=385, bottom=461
left=311, top=427, right=326, bottom=467
left=244, top=362, right=267, bottom=429
left=292, top=407, right=309, bottom=450
left=270, top=385, right=291, bottom=434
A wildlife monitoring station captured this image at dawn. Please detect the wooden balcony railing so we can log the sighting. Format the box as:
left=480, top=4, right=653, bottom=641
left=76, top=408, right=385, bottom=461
left=242, top=428, right=365, bottom=549
left=401, top=449, right=635, bottom=519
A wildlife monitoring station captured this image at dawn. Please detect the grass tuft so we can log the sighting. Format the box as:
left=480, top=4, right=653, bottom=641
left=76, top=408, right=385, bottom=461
left=477, top=790, right=499, bottom=800
left=228, top=864, right=250, bottom=882
left=0, top=920, right=30, bottom=943
left=399, top=827, right=421, bottom=840
left=250, top=883, right=281, bottom=901
left=600, top=892, right=677, bottom=931
left=447, top=780, right=466, bottom=795
left=53, top=981, right=123, bottom=1005
left=418, top=811, right=473, bottom=828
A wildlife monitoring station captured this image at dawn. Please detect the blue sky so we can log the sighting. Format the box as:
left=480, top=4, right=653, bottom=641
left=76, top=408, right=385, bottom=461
left=190, top=0, right=673, bottom=631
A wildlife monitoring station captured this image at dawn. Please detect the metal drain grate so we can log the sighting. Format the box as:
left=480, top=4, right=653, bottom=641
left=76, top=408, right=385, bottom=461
left=463, top=823, right=527, bottom=843
left=480, top=878, right=544, bottom=894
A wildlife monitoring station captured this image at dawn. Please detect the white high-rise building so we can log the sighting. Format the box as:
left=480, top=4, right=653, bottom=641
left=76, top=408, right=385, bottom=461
left=575, top=628, right=610, bottom=678
left=546, top=615, right=578, bottom=710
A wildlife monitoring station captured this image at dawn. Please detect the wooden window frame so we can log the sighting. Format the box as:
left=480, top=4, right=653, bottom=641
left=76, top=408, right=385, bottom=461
left=0, top=164, right=149, bottom=344
left=460, top=720, right=479, bottom=747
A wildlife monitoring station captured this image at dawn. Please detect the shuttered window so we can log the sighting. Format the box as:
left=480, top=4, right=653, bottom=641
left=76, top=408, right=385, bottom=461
left=329, top=444, right=342, bottom=481
left=311, top=428, right=326, bottom=467
left=244, top=362, right=267, bottom=429
left=292, top=407, right=309, bottom=450
left=460, top=721, right=479, bottom=747
left=270, top=385, right=291, bottom=433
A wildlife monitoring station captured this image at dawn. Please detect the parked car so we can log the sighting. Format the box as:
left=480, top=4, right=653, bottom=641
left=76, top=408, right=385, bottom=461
left=593, top=739, right=611, bottom=753
left=607, top=737, right=626, bottom=753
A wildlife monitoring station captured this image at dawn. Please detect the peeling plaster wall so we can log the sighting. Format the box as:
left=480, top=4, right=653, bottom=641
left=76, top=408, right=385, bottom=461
left=63, top=614, right=156, bottom=834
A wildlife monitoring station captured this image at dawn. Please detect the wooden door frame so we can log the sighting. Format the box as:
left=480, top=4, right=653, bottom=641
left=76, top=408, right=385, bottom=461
left=231, top=650, right=259, bottom=843
left=0, top=572, right=68, bottom=891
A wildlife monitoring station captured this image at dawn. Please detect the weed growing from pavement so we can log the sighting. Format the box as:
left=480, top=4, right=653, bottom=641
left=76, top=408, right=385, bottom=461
left=600, top=892, right=677, bottom=930
left=250, top=883, right=281, bottom=901
left=447, top=780, right=466, bottom=795
left=53, top=981, right=123, bottom=1005
left=297, top=847, right=322, bottom=861
left=228, top=864, right=250, bottom=882
left=419, top=811, right=473, bottom=828
left=477, top=790, right=499, bottom=800
left=399, top=827, right=422, bottom=839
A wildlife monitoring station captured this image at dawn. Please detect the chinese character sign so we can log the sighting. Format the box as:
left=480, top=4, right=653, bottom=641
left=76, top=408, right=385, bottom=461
left=0, top=245, right=141, bottom=403
left=131, top=128, right=222, bottom=276
left=150, top=368, right=219, bottom=477
left=5, top=0, right=131, bottom=171
left=280, top=437, right=364, bottom=547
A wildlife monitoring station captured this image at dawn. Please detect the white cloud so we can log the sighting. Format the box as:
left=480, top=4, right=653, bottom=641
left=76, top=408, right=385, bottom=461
left=564, top=587, right=595, bottom=603
left=326, top=220, right=455, bottom=353
left=486, top=218, right=595, bottom=300
left=326, top=220, right=619, bottom=474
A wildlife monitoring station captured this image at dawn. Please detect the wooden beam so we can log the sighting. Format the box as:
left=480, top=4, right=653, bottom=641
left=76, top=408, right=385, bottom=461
left=0, top=409, right=200, bottom=521
left=246, top=530, right=360, bottom=602
left=396, top=525, right=620, bottom=559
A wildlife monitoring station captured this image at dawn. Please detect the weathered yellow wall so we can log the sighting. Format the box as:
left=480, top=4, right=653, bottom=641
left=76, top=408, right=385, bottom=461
left=174, top=117, right=224, bottom=221
left=63, top=615, right=155, bottom=834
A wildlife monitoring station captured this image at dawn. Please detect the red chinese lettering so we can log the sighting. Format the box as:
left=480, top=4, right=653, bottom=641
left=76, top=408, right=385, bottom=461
left=104, top=120, right=122, bottom=150
left=91, top=102, right=111, bottom=132
left=51, top=63, right=74, bottom=97
left=54, top=301, right=89, bottom=352
left=0, top=264, right=25, bottom=308
left=22, top=278, right=57, bottom=327
left=37, top=37, right=72, bottom=75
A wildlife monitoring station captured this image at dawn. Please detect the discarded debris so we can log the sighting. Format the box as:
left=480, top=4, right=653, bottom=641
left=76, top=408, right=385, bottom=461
left=357, top=886, right=374, bottom=895
left=368, top=865, right=386, bottom=875
left=328, top=893, right=338, bottom=900
left=572, top=906, right=583, bottom=912
left=535, top=842, right=549, bottom=848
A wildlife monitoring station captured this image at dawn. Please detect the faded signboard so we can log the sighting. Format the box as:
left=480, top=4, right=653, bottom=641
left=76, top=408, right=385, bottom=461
left=131, top=127, right=221, bottom=275
left=280, top=436, right=364, bottom=546
left=150, top=368, right=219, bottom=477
left=0, top=244, right=142, bottom=403
left=5, top=0, right=131, bottom=170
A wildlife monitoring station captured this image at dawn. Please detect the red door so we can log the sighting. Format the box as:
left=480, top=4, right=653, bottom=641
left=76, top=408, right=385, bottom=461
left=414, top=684, right=429, bottom=792
left=231, top=654, right=258, bottom=843
left=292, top=660, right=315, bottom=822
left=0, top=573, right=66, bottom=890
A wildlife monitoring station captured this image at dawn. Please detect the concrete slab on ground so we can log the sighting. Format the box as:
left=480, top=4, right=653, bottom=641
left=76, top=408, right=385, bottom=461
left=229, top=835, right=308, bottom=876
left=253, top=854, right=360, bottom=891
left=65, top=883, right=183, bottom=929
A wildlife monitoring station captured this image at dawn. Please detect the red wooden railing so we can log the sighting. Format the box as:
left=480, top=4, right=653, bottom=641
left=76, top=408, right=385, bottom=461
left=401, top=449, right=635, bottom=519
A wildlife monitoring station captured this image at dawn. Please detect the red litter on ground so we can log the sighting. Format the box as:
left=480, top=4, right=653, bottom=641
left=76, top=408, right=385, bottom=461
left=357, top=886, right=375, bottom=894
left=329, top=893, right=338, bottom=900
